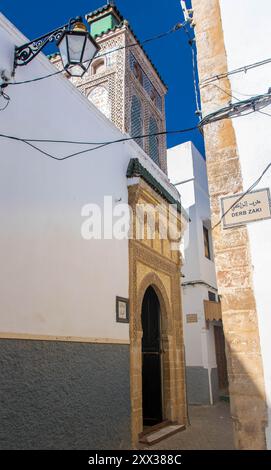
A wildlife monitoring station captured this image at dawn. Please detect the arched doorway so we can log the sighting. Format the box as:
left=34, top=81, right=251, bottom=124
left=141, top=286, right=163, bottom=426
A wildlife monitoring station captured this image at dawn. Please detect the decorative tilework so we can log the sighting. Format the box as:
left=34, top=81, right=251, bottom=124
left=49, top=19, right=168, bottom=173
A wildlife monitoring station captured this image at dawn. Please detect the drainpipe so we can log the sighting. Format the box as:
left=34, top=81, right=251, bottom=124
left=183, top=346, right=191, bottom=426
left=208, top=368, right=213, bottom=405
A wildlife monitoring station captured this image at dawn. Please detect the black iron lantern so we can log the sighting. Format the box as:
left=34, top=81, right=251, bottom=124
left=57, top=21, right=99, bottom=78
left=13, top=17, right=99, bottom=79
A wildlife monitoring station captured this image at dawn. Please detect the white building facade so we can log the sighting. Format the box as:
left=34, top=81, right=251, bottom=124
left=0, top=8, right=187, bottom=450
left=219, top=0, right=271, bottom=448
left=168, top=142, right=228, bottom=405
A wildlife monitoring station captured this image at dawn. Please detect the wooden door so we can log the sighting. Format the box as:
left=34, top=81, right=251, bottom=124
left=141, top=286, right=163, bottom=426
left=214, top=324, right=229, bottom=391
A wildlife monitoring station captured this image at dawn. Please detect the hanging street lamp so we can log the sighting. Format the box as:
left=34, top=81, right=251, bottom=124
left=57, top=20, right=99, bottom=77
left=13, top=17, right=99, bottom=78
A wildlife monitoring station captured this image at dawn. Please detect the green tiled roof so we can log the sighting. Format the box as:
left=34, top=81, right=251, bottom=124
left=86, top=4, right=124, bottom=22
left=127, top=158, right=189, bottom=220
left=91, top=22, right=123, bottom=39
left=85, top=3, right=167, bottom=89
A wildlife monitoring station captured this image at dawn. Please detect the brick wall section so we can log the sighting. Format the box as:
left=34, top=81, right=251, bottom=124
left=192, top=0, right=267, bottom=449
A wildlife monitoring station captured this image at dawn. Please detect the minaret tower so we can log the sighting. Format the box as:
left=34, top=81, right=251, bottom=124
left=50, top=3, right=168, bottom=173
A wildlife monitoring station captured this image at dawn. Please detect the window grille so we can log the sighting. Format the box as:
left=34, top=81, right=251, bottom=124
left=131, top=95, right=143, bottom=148
left=129, top=52, right=163, bottom=112
left=149, top=117, right=159, bottom=165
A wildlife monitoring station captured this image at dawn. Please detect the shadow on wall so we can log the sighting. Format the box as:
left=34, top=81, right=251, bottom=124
left=225, top=336, right=268, bottom=450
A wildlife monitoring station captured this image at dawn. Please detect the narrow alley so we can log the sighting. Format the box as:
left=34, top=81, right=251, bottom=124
left=141, top=402, right=234, bottom=450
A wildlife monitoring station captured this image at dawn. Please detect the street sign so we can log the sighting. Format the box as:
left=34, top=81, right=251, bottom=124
left=221, top=188, right=271, bottom=229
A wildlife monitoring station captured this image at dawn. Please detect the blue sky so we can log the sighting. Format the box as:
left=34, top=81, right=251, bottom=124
left=1, top=0, right=204, bottom=154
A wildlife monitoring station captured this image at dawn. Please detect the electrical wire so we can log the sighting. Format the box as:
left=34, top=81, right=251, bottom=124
left=183, top=23, right=201, bottom=116
left=0, top=126, right=198, bottom=146
left=200, top=56, right=271, bottom=86
left=7, top=22, right=185, bottom=87
left=3, top=99, right=269, bottom=231
left=212, top=83, right=271, bottom=118
left=207, top=86, right=271, bottom=231
left=1, top=89, right=269, bottom=159
left=201, top=79, right=269, bottom=99
left=0, top=89, right=11, bottom=111
left=8, top=69, right=64, bottom=86
left=96, top=21, right=184, bottom=60
left=199, top=91, right=271, bottom=127
left=0, top=126, right=199, bottom=161
left=212, top=160, right=271, bottom=231
left=229, top=88, right=266, bottom=98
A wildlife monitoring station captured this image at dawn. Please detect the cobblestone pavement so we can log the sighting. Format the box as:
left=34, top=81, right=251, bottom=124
left=141, top=402, right=235, bottom=450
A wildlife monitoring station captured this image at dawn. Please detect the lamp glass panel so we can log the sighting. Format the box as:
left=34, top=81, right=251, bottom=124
left=67, top=64, right=84, bottom=77
left=58, top=35, right=69, bottom=68
left=67, top=34, right=86, bottom=63
left=82, top=38, right=98, bottom=69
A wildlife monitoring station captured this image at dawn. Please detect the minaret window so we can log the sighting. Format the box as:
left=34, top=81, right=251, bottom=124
left=131, top=95, right=143, bottom=148
left=150, top=88, right=157, bottom=103
left=129, top=53, right=163, bottom=113
left=134, top=63, right=143, bottom=85
left=92, top=58, right=106, bottom=75
left=149, top=117, right=159, bottom=165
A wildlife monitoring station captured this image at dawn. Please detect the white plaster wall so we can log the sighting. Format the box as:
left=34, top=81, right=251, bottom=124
left=0, top=14, right=179, bottom=343
left=168, top=142, right=199, bottom=281
left=182, top=285, right=216, bottom=369
left=167, top=142, right=217, bottom=372
left=0, top=14, right=133, bottom=341
left=182, top=285, right=205, bottom=366
left=220, top=0, right=271, bottom=448
left=168, top=142, right=217, bottom=286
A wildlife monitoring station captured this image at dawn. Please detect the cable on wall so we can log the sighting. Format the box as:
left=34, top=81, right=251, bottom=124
left=7, top=69, right=64, bottom=86
left=0, top=92, right=269, bottom=160
left=0, top=125, right=199, bottom=161
left=200, top=56, right=271, bottom=86
left=182, top=23, right=201, bottom=117
left=206, top=82, right=271, bottom=119
left=0, top=88, right=11, bottom=111
left=199, top=91, right=271, bottom=127
left=7, top=22, right=186, bottom=87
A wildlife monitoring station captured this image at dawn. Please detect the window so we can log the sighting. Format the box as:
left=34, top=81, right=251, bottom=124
left=203, top=225, right=211, bottom=260
left=150, top=88, right=157, bottom=103
left=131, top=95, right=143, bottom=148
left=92, top=58, right=106, bottom=75
left=208, top=291, right=216, bottom=302
left=129, top=52, right=163, bottom=113
left=133, top=63, right=143, bottom=85
left=149, top=117, right=159, bottom=165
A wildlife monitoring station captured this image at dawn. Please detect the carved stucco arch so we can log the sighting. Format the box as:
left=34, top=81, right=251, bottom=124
left=137, top=271, right=173, bottom=337
left=129, top=270, right=177, bottom=434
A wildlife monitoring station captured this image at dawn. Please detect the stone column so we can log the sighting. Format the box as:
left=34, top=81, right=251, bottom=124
left=192, top=0, right=267, bottom=449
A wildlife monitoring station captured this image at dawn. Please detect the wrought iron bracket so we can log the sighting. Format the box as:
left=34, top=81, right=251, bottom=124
left=13, top=17, right=81, bottom=69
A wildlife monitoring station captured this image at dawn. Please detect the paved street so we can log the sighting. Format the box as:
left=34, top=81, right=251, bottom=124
left=141, top=402, right=235, bottom=450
